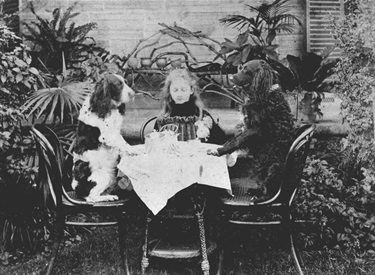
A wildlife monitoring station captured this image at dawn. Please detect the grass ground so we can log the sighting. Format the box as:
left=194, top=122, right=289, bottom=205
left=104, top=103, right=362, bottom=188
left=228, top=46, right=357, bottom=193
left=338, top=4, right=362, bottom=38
left=1, top=197, right=375, bottom=275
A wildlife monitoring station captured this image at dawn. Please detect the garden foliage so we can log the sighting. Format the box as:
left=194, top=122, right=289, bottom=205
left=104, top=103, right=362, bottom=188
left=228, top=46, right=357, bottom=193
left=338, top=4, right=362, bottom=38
left=22, top=1, right=98, bottom=75
left=296, top=154, right=375, bottom=253
left=0, top=26, right=39, bottom=108
left=294, top=0, right=375, bottom=254
left=2, top=0, right=375, bottom=266
left=0, top=24, right=50, bottom=260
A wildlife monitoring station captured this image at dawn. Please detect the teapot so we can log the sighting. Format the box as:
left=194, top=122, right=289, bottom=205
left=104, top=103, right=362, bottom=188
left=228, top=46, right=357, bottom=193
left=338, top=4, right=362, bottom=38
left=145, top=131, right=164, bottom=154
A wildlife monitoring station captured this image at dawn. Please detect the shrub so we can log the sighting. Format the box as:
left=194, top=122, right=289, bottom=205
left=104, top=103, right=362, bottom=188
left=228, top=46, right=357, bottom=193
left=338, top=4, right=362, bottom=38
left=0, top=25, right=39, bottom=108
left=22, top=1, right=98, bottom=75
left=296, top=154, right=375, bottom=253
left=0, top=104, right=50, bottom=257
left=332, top=0, right=375, bottom=173
left=0, top=25, right=50, bottom=260
left=291, top=0, right=375, bottom=255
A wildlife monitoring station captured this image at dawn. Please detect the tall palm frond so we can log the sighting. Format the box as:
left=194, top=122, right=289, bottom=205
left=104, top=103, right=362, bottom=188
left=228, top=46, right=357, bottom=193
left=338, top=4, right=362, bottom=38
left=247, top=0, right=302, bottom=30
left=50, top=8, right=60, bottom=32
left=66, top=22, right=76, bottom=40
left=220, top=0, right=301, bottom=46
left=70, top=23, right=98, bottom=42
left=58, top=2, right=79, bottom=33
left=273, top=22, right=298, bottom=33
left=219, top=15, right=256, bottom=30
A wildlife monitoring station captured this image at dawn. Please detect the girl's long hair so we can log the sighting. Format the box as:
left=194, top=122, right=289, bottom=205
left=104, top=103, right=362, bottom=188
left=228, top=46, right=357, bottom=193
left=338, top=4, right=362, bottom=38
left=160, top=68, right=204, bottom=119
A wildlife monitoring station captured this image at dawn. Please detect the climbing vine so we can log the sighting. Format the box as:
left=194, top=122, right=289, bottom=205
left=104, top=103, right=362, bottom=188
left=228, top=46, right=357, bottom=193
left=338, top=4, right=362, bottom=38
left=333, top=0, right=375, bottom=181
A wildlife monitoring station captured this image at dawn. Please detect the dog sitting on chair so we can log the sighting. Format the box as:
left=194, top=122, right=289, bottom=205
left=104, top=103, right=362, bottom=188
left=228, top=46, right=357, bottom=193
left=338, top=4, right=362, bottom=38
left=72, top=73, right=136, bottom=202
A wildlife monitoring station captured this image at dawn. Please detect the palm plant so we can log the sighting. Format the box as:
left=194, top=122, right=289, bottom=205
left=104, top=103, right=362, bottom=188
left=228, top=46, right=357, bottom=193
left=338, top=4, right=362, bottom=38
left=22, top=1, right=98, bottom=75
left=218, top=0, right=302, bottom=66
left=21, top=37, right=93, bottom=125
left=21, top=75, right=92, bottom=124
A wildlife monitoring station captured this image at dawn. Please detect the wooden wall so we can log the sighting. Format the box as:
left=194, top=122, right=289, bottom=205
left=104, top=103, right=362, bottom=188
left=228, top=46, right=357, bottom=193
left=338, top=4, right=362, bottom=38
left=19, top=0, right=306, bottom=63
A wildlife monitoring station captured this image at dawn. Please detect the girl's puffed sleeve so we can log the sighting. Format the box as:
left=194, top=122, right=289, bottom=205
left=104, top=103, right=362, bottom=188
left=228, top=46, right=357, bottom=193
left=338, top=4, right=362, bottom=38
left=195, top=114, right=213, bottom=140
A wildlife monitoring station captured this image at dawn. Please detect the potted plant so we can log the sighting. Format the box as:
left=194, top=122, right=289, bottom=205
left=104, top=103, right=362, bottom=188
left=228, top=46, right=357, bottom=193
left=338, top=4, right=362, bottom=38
left=286, top=50, right=339, bottom=123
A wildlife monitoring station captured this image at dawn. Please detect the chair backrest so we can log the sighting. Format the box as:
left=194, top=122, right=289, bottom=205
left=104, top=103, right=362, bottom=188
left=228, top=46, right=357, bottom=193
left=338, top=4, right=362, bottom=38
left=293, top=124, right=312, bottom=140
left=31, top=124, right=65, bottom=208
left=140, top=117, right=180, bottom=144
left=159, top=123, right=179, bottom=133
left=140, top=116, right=157, bottom=144
left=262, top=124, right=316, bottom=206
left=31, top=124, right=88, bottom=206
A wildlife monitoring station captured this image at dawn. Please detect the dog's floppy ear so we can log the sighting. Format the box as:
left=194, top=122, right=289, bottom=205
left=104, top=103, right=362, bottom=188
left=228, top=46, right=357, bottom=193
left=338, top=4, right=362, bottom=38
left=103, top=74, right=123, bottom=101
left=90, top=74, right=114, bottom=118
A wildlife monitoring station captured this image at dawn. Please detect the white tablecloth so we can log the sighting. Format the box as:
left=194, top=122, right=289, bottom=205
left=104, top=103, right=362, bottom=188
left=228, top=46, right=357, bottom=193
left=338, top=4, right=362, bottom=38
left=117, top=142, right=231, bottom=215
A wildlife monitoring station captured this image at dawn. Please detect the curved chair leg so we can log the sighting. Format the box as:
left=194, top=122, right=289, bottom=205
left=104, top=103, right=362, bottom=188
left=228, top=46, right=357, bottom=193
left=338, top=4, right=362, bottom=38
left=216, top=248, right=224, bottom=275
left=141, top=211, right=151, bottom=275
left=290, top=231, right=304, bottom=275
left=216, top=207, right=229, bottom=275
left=118, top=212, right=130, bottom=275
left=45, top=235, right=62, bottom=275
left=46, top=212, right=65, bottom=275
left=287, top=214, right=303, bottom=275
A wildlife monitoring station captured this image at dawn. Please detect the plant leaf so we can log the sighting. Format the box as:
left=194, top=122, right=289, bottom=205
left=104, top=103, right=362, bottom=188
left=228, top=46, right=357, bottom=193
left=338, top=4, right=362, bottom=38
left=28, top=67, right=39, bottom=75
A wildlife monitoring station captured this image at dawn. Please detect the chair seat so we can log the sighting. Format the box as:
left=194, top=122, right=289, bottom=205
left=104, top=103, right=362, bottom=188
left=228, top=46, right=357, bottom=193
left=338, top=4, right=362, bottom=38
left=63, top=191, right=132, bottom=207
left=148, top=237, right=217, bottom=259
left=220, top=185, right=256, bottom=206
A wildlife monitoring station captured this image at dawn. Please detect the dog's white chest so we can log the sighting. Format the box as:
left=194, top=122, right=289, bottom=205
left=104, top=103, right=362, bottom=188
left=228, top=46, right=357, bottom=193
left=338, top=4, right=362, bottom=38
left=78, top=99, right=124, bottom=136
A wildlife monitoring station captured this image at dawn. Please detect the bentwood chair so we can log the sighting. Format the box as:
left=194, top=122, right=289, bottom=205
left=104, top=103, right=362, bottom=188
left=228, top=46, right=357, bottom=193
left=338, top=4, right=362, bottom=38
left=140, top=116, right=179, bottom=143
left=139, top=117, right=217, bottom=275
left=30, top=124, right=133, bottom=275
left=216, top=124, right=316, bottom=275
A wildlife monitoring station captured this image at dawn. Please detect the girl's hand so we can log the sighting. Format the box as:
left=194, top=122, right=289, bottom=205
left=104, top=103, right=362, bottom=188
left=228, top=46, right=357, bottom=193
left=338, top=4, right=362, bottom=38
left=195, top=120, right=211, bottom=140
left=201, top=115, right=213, bottom=129
left=196, top=125, right=210, bottom=139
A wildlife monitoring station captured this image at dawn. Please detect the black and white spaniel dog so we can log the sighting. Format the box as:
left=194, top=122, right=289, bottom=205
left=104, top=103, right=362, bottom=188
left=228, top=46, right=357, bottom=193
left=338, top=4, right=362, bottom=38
left=72, top=73, right=136, bottom=202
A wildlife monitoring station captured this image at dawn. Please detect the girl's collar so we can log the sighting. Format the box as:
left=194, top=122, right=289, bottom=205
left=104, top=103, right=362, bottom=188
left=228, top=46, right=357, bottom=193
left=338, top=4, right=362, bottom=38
left=170, top=100, right=199, bottom=117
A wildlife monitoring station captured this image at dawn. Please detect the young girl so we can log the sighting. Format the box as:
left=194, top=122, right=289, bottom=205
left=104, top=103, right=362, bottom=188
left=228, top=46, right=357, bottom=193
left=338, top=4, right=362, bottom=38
left=153, top=68, right=227, bottom=213
left=155, top=68, right=226, bottom=144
